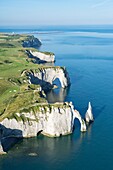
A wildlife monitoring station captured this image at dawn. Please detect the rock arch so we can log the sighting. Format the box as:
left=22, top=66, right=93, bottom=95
left=52, top=77, right=62, bottom=88
left=28, top=67, right=71, bottom=90
left=73, top=110, right=87, bottom=132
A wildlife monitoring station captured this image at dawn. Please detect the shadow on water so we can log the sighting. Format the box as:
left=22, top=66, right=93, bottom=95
left=0, top=124, right=23, bottom=152
left=46, top=87, right=70, bottom=103
left=0, top=125, right=94, bottom=170
left=30, top=70, right=70, bottom=103
left=7, top=133, right=84, bottom=158
left=93, top=105, right=106, bottom=119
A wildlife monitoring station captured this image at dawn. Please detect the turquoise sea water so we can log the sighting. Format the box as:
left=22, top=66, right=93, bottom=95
left=0, top=26, right=113, bottom=170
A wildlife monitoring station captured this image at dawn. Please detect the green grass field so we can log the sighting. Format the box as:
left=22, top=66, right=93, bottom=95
left=0, top=33, right=66, bottom=122
left=0, top=33, right=48, bottom=121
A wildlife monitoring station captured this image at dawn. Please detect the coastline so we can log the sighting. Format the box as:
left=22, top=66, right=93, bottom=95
left=0, top=33, right=73, bottom=153
left=0, top=32, right=93, bottom=154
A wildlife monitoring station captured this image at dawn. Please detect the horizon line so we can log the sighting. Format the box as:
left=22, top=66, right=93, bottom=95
left=0, top=24, right=113, bottom=27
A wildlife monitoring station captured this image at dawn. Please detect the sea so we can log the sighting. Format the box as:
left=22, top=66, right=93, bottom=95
left=0, top=25, right=113, bottom=170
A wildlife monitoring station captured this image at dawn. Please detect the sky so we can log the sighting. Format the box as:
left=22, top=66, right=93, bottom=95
left=0, top=0, right=113, bottom=26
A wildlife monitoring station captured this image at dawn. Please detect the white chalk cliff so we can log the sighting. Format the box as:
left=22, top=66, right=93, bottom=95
left=28, top=50, right=55, bottom=63
left=85, top=102, right=94, bottom=123
left=28, top=67, right=71, bottom=90
left=0, top=102, right=86, bottom=138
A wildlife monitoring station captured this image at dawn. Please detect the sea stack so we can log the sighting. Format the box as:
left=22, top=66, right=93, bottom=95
left=85, top=102, right=94, bottom=123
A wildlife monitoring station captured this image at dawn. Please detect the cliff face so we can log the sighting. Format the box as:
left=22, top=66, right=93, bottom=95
left=28, top=67, right=71, bottom=90
left=0, top=102, right=87, bottom=138
left=1, top=102, right=74, bottom=137
left=22, top=36, right=42, bottom=47
left=28, top=50, right=55, bottom=63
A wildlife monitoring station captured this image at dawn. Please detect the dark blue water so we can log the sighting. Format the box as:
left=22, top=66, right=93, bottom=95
left=1, top=25, right=113, bottom=170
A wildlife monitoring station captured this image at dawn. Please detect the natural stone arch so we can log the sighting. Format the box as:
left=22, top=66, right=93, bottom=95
left=73, top=110, right=86, bottom=132
left=27, top=67, right=71, bottom=90
left=52, top=77, right=62, bottom=88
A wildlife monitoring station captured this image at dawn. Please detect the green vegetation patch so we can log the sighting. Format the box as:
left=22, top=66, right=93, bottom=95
left=0, top=90, right=47, bottom=122
left=0, top=43, right=15, bottom=48
left=0, top=33, right=66, bottom=123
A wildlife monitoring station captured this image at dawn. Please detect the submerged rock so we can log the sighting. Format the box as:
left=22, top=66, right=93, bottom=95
left=28, top=152, right=38, bottom=156
left=85, top=102, right=94, bottom=123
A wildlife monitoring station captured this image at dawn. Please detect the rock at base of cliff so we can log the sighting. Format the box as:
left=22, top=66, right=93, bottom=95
left=0, top=142, right=6, bottom=155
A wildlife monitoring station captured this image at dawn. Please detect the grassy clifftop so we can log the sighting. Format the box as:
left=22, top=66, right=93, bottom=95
left=0, top=33, right=69, bottom=122
left=0, top=34, right=46, bottom=120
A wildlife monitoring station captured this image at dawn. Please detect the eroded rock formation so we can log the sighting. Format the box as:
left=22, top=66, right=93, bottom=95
left=1, top=102, right=74, bottom=137
left=22, top=36, right=42, bottom=47
left=85, top=102, right=94, bottom=123
left=27, top=67, right=71, bottom=90
left=0, top=102, right=87, bottom=138
left=73, top=110, right=87, bottom=132
left=27, top=50, right=55, bottom=63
